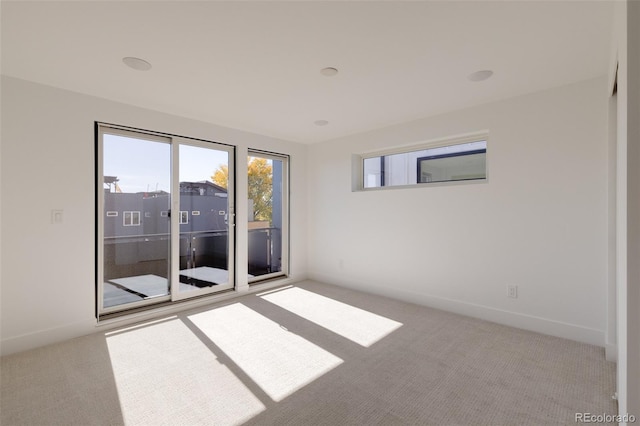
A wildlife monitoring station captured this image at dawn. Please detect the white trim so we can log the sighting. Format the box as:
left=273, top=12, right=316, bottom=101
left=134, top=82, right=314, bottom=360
left=0, top=319, right=98, bottom=357
left=170, top=140, right=180, bottom=303
left=281, top=153, right=290, bottom=278
left=606, top=91, right=618, bottom=360
left=359, top=130, right=489, bottom=158
left=250, top=272, right=288, bottom=284
left=97, top=127, right=105, bottom=314
left=355, top=132, right=489, bottom=192
left=308, top=273, right=606, bottom=347
left=357, top=175, right=488, bottom=193
left=1, top=275, right=305, bottom=356
left=171, top=136, right=236, bottom=301
left=247, top=150, right=290, bottom=282
left=97, top=124, right=172, bottom=316
left=97, top=124, right=236, bottom=315
left=122, top=211, right=141, bottom=226
left=235, top=146, right=250, bottom=293
left=179, top=210, right=189, bottom=224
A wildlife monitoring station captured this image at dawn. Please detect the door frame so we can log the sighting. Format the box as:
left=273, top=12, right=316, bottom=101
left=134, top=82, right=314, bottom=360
left=247, top=149, right=290, bottom=284
left=96, top=123, right=236, bottom=317
left=171, top=136, right=236, bottom=302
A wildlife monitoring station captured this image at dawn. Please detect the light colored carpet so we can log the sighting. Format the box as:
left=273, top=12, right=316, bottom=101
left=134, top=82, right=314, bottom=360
left=0, top=280, right=617, bottom=425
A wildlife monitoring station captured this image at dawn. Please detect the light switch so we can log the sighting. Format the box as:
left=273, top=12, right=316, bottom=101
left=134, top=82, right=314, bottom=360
left=51, top=209, right=63, bottom=224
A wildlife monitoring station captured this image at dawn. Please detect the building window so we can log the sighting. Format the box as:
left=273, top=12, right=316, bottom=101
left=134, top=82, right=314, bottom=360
left=359, top=135, right=487, bottom=190
left=191, top=211, right=200, bottom=216
left=180, top=211, right=189, bottom=224
left=123, top=211, right=141, bottom=226
left=417, top=147, right=486, bottom=184
left=106, top=211, right=118, bottom=217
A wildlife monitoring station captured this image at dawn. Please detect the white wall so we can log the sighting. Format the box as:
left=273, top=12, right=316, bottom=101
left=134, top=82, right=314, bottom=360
left=606, top=92, right=617, bottom=363
left=308, top=76, right=609, bottom=346
left=0, top=6, right=3, bottom=360
left=0, top=76, right=308, bottom=355
left=611, top=0, right=629, bottom=415
left=625, top=0, right=640, bottom=416
left=609, top=0, right=640, bottom=418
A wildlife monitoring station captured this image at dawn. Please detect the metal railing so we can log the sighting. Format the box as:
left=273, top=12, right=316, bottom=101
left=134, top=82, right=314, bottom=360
left=103, top=228, right=281, bottom=277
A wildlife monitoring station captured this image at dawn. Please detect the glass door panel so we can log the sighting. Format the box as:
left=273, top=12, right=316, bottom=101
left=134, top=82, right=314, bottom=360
left=247, top=153, right=288, bottom=282
left=101, top=131, right=171, bottom=310
left=98, top=125, right=235, bottom=315
left=175, top=142, right=234, bottom=298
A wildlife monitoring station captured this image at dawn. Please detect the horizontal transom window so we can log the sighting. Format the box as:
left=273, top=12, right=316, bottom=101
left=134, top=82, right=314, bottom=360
left=358, top=135, right=487, bottom=190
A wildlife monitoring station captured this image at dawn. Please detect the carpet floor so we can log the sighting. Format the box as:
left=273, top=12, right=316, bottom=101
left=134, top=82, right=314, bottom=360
left=0, top=280, right=617, bottom=425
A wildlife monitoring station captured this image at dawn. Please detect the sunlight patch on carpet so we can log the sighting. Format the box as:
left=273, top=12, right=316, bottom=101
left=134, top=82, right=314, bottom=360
left=106, top=319, right=264, bottom=425
left=260, top=287, right=402, bottom=347
left=189, top=303, right=343, bottom=402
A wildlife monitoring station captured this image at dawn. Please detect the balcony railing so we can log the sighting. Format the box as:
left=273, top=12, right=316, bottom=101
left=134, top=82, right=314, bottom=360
left=103, top=228, right=282, bottom=281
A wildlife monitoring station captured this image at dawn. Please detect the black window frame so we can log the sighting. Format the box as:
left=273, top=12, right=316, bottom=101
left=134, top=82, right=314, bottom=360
left=416, top=148, right=487, bottom=184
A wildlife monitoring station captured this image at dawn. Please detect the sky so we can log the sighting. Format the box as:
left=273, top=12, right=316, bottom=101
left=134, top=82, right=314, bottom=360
left=103, top=134, right=229, bottom=193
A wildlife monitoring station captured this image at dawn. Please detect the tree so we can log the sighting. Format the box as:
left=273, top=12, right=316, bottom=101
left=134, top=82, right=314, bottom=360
left=211, top=165, right=229, bottom=189
left=211, top=157, right=273, bottom=222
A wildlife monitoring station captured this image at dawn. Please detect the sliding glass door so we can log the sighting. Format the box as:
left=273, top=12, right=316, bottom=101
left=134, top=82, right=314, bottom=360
left=175, top=141, right=234, bottom=299
left=98, top=125, right=234, bottom=315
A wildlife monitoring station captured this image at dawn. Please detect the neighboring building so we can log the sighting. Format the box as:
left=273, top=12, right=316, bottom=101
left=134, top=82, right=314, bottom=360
left=103, top=179, right=277, bottom=276
left=103, top=180, right=229, bottom=238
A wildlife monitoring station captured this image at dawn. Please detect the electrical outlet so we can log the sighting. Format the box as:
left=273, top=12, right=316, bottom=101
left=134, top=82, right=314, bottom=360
left=507, top=285, right=518, bottom=299
left=51, top=209, right=63, bottom=224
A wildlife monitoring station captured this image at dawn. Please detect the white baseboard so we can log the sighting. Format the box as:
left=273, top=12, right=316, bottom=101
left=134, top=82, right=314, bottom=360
left=2, top=273, right=602, bottom=356
left=1, top=274, right=306, bottom=357
left=308, top=273, right=605, bottom=347
left=1, top=319, right=97, bottom=357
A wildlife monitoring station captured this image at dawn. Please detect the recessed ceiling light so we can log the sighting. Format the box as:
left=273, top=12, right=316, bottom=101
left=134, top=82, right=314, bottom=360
left=314, top=120, right=329, bottom=126
left=123, top=57, right=152, bottom=71
left=468, top=70, right=493, bottom=82
left=320, top=67, right=338, bottom=77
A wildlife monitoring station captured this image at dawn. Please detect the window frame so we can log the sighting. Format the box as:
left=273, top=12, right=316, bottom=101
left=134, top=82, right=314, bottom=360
left=123, top=211, right=141, bottom=226
left=179, top=211, right=189, bottom=224
left=247, top=150, right=290, bottom=284
left=96, top=122, right=237, bottom=319
left=416, top=148, right=487, bottom=184
left=354, top=132, right=489, bottom=191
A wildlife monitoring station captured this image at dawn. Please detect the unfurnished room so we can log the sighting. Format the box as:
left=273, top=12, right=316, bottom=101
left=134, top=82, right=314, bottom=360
left=0, top=1, right=638, bottom=425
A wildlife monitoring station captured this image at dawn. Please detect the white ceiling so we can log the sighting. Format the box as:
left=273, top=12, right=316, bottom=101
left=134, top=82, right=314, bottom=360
left=1, top=1, right=614, bottom=144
